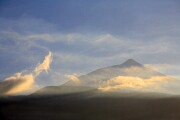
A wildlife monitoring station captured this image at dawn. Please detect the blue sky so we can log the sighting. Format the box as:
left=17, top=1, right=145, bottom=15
left=0, top=0, right=180, bottom=86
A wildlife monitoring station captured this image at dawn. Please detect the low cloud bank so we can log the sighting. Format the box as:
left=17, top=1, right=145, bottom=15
left=98, top=75, right=179, bottom=94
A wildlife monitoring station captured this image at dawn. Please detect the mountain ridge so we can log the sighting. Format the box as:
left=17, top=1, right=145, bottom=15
left=63, top=59, right=165, bottom=87
left=33, top=59, right=169, bottom=95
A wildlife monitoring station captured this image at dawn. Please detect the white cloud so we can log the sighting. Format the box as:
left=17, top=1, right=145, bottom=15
left=98, top=75, right=180, bottom=94
left=0, top=52, right=53, bottom=95
left=64, top=74, right=80, bottom=83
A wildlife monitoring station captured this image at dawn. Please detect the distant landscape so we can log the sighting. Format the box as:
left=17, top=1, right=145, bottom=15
left=1, top=59, right=180, bottom=120
left=0, top=0, right=180, bottom=120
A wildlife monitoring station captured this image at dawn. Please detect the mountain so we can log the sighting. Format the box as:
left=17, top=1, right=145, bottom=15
left=63, top=59, right=165, bottom=87
left=33, top=59, right=167, bottom=95
left=32, top=86, right=96, bottom=95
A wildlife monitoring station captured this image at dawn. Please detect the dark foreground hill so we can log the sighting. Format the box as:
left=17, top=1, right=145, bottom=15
left=1, top=91, right=180, bottom=120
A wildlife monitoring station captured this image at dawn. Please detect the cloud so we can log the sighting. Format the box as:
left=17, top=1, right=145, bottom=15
left=144, top=64, right=172, bottom=71
left=144, top=64, right=180, bottom=80
left=122, top=66, right=145, bottom=74
left=0, top=31, right=53, bottom=42
left=64, top=74, right=80, bottom=84
left=0, top=31, right=82, bottom=43
left=34, top=52, right=53, bottom=76
left=0, top=52, right=53, bottom=95
left=0, top=73, right=35, bottom=95
left=0, top=16, right=180, bottom=88
left=98, top=76, right=175, bottom=93
left=0, top=30, right=173, bottom=57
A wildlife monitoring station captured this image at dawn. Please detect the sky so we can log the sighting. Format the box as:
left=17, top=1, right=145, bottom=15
left=0, top=0, right=180, bottom=88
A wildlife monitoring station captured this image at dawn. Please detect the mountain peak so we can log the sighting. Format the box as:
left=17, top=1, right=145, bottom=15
left=62, top=58, right=165, bottom=88
left=112, top=59, right=143, bottom=68
left=125, top=59, right=137, bottom=63
left=122, top=59, right=143, bottom=67
left=121, top=59, right=143, bottom=67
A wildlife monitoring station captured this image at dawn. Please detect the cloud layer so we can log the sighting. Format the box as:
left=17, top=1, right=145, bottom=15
left=98, top=76, right=173, bottom=93
left=0, top=52, right=52, bottom=95
left=0, top=16, right=180, bottom=87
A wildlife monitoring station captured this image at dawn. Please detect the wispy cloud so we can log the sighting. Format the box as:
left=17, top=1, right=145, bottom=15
left=64, top=74, right=80, bottom=84
left=34, top=52, right=53, bottom=76
left=144, top=64, right=173, bottom=71
left=0, top=16, right=180, bottom=88
left=0, top=31, right=54, bottom=42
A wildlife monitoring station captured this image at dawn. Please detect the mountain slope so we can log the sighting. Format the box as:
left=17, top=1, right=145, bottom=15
left=63, top=59, right=165, bottom=87
left=33, top=59, right=169, bottom=95
left=32, top=86, right=96, bottom=95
